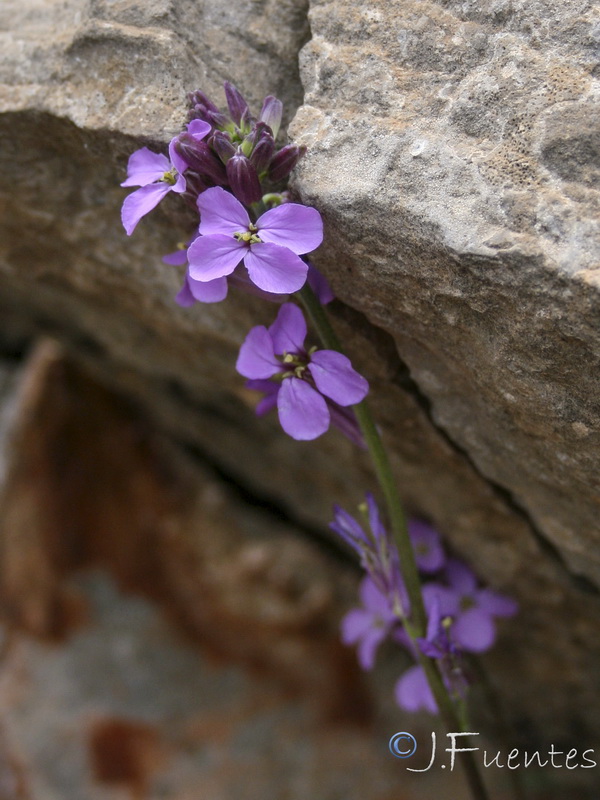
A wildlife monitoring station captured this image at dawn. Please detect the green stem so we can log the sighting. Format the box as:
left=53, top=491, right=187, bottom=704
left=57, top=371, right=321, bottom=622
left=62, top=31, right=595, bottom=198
left=299, top=284, right=491, bottom=800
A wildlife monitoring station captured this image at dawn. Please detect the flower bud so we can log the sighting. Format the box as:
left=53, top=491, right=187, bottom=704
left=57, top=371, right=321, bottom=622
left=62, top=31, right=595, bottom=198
left=268, top=144, right=307, bottom=182
left=188, top=104, right=211, bottom=123
left=250, top=132, right=275, bottom=174
left=187, top=90, right=220, bottom=115
left=212, top=131, right=236, bottom=165
left=207, top=111, right=233, bottom=131
left=259, top=95, right=283, bottom=139
left=226, top=153, right=262, bottom=205
left=175, top=135, right=227, bottom=185
left=224, top=81, right=250, bottom=125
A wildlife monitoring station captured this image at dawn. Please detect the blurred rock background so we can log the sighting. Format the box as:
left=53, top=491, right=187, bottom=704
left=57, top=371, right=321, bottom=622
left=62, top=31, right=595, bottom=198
left=0, top=0, right=599, bottom=797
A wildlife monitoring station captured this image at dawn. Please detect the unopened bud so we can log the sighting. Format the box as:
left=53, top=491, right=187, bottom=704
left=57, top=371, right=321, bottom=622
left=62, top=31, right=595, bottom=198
left=250, top=133, right=275, bottom=174
left=175, top=135, right=227, bottom=185
left=268, top=144, right=306, bottom=182
left=187, top=90, right=220, bottom=115
left=259, top=95, right=283, bottom=139
left=207, top=111, right=232, bottom=131
left=212, top=131, right=236, bottom=164
left=226, top=153, right=262, bottom=205
left=224, top=81, right=250, bottom=126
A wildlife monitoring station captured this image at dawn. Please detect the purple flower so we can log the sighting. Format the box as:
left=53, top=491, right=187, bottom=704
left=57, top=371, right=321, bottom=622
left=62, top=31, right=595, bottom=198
left=341, top=577, right=399, bottom=670
left=188, top=187, right=323, bottom=294
left=423, top=559, right=518, bottom=653
left=409, top=520, right=445, bottom=574
left=121, top=120, right=211, bottom=235
left=165, top=247, right=333, bottom=308
left=236, top=303, right=368, bottom=440
left=417, top=594, right=469, bottom=702
left=395, top=665, right=438, bottom=714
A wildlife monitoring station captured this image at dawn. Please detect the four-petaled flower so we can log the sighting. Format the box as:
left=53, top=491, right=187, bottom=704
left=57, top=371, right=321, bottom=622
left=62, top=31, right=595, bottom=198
left=422, top=559, right=518, bottom=653
left=236, top=302, right=368, bottom=440
left=188, top=187, right=323, bottom=295
left=121, top=119, right=212, bottom=235
left=341, top=577, right=399, bottom=670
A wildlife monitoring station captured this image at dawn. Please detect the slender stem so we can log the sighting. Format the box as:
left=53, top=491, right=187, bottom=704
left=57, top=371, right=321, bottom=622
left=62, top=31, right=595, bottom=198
left=299, top=284, right=491, bottom=800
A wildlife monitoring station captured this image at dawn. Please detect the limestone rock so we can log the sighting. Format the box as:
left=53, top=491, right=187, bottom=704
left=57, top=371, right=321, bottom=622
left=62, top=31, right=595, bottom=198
left=291, top=0, right=600, bottom=583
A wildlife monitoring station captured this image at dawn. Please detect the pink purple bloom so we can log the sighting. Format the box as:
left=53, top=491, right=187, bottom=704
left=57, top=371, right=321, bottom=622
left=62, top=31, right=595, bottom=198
left=188, top=187, right=323, bottom=294
left=341, top=577, right=399, bottom=670
left=236, top=303, right=368, bottom=440
left=165, top=246, right=334, bottom=308
left=121, top=120, right=211, bottom=235
left=395, top=665, right=438, bottom=714
left=422, top=559, right=518, bottom=653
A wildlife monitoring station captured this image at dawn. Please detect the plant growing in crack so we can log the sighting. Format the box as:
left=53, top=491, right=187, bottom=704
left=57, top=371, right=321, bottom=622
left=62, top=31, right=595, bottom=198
left=121, top=80, right=519, bottom=800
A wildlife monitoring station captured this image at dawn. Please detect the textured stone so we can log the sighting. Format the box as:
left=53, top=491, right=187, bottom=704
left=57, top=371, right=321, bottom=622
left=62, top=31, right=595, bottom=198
left=291, top=0, right=600, bottom=583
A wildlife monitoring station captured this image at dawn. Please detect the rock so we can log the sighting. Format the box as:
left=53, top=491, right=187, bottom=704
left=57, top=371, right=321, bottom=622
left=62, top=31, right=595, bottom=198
left=291, top=0, right=600, bottom=584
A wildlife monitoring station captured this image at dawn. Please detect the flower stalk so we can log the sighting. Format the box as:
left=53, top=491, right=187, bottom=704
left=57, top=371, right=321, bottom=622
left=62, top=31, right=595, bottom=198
left=299, top=283, right=491, bottom=800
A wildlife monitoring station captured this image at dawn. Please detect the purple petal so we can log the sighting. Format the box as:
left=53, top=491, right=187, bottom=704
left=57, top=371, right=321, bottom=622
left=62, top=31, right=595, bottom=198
left=245, top=380, right=280, bottom=416
left=268, top=303, right=307, bottom=355
left=422, top=582, right=460, bottom=617
left=257, top=203, right=323, bottom=255
left=187, top=234, right=244, bottom=281
left=307, top=263, right=335, bottom=304
left=168, top=138, right=188, bottom=187
left=309, top=350, right=369, bottom=406
left=236, top=326, right=280, bottom=379
left=121, top=182, right=172, bottom=235
left=198, top=187, right=249, bottom=236
left=395, top=666, right=438, bottom=714
left=187, top=274, right=228, bottom=303
left=453, top=608, right=496, bottom=653
left=277, top=377, right=330, bottom=440
left=360, top=577, right=394, bottom=618
left=175, top=277, right=196, bottom=307
left=475, top=589, right=518, bottom=618
left=357, top=626, right=388, bottom=671
left=121, top=148, right=170, bottom=187
left=256, top=392, right=279, bottom=416
left=365, top=493, right=386, bottom=542
left=329, top=506, right=369, bottom=551
left=187, top=119, right=212, bottom=140
left=445, top=559, right=478, bottom=596
left=244, top=242, right=308, bottom=294
left=425, top=594, right=442, bottom=642
left=341, top=608, right=374, bottom=645
left=409, top=520, right=446, bottom=574
left=163, top=249, right=189, bottom=266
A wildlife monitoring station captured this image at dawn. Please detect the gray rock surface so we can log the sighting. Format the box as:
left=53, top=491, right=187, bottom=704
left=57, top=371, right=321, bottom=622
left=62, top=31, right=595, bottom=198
left=0, top=0, right=599, bottom=791
left=292, top=0, right=600, bottom=583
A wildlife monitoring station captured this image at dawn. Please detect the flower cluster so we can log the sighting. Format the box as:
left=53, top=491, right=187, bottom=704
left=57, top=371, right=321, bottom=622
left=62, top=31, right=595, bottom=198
left=330, top=498, right=518, bottom=714
left=121, top=82, right=364, bottom=444
left=120, top=80, right=519, bottom=739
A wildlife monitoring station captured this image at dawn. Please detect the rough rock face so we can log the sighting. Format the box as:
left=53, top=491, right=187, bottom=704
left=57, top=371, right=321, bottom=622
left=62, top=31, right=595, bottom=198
left=292, top=0, right=600, bottom=583
left=0, top=0, right=599, bottom=795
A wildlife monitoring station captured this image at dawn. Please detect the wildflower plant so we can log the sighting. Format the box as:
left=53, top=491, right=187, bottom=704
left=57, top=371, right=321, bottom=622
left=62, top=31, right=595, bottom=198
left=121, top=80, right=518, bottom=800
